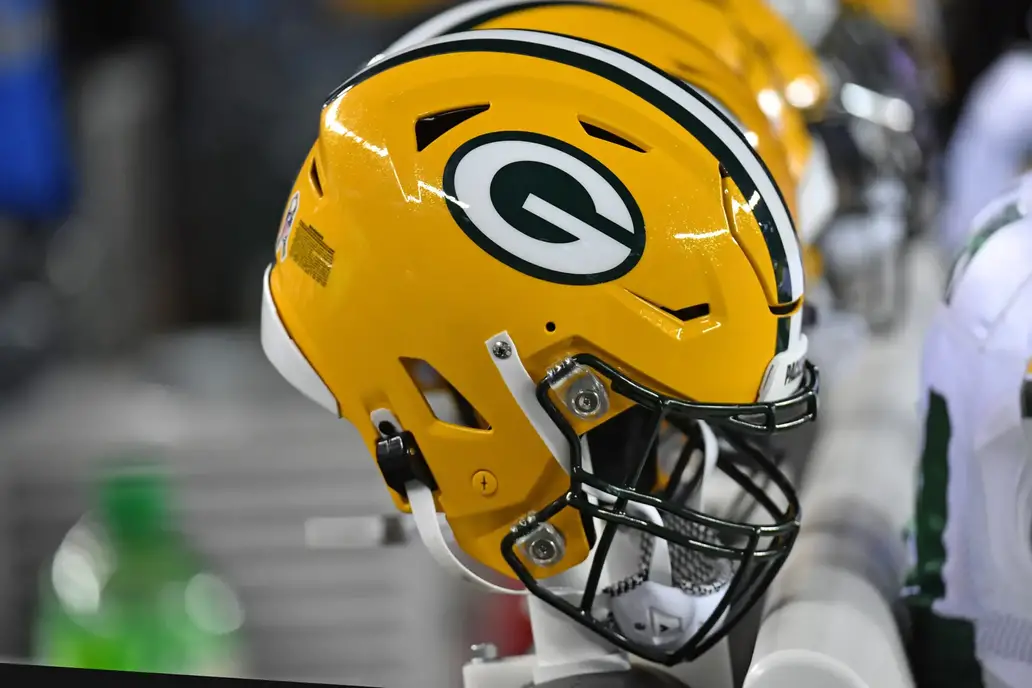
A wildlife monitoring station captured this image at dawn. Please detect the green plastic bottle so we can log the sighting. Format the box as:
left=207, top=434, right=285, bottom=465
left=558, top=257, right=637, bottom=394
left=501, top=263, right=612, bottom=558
left=33, top=462, right=247, bottom=676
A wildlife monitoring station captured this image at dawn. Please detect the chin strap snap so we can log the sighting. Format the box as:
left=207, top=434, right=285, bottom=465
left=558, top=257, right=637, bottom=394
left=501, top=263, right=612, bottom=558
left=370, top=407, right=526, bottom=596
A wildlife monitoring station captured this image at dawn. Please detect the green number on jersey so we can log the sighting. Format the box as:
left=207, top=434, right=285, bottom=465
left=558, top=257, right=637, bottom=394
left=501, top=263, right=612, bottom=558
left=904, top=390, right=952, bottom=605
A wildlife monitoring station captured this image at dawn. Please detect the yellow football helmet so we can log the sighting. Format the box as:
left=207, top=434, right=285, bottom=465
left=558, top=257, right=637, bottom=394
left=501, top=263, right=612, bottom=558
left=377, top=0, right=840, bottom=257
left=262, top=29, right=817, bottom=664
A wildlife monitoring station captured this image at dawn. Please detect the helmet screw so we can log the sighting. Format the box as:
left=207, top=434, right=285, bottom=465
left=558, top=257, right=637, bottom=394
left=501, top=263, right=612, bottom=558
left=530, top=538, right=558, bottom=563
left=518, top=522, right=566, bottom=567
left=573, top=390, right=601, bottom=416
left=559, top=368, right=609, bottom=419
left=491, top=340, right=512, bottom=360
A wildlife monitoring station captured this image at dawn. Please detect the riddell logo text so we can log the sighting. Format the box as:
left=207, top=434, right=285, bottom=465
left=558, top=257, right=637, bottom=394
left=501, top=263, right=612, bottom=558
left=784, top=359, right=804, bottom=386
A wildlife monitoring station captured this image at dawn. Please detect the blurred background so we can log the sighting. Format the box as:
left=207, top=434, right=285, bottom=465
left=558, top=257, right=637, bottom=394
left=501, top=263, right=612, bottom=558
left=0, top=0, right=1029, bottom=686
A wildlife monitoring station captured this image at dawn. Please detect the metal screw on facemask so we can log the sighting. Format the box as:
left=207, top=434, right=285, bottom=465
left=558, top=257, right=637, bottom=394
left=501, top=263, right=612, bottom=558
left=530, top=538, right=558, bottom=563
left=561, top=369, right=609, bottom=419
left=519, top=523, right=566, bottom=567
left=573, top=390, right=601, bottom=416
left=491, top=341, right=512, bottom=359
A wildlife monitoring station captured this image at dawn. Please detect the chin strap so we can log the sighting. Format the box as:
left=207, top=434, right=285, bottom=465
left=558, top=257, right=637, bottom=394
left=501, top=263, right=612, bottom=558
left=684, top=421, right=720, bottom=513
left=406, top=480, right=527, bottom=596
left=634, top=503, right=674, bottom=588
left=634, top=420, right=722, bottom=592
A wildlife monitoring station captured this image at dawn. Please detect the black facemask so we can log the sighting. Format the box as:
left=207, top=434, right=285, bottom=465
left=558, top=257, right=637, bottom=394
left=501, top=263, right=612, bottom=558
left=500, top=353, right=819, bottom=666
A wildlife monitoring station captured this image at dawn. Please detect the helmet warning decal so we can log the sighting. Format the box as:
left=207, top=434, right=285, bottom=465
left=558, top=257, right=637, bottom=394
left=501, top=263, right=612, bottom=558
left=443, top=131, right=646, bottom=285
left=288, top=220, right=336, bottom=287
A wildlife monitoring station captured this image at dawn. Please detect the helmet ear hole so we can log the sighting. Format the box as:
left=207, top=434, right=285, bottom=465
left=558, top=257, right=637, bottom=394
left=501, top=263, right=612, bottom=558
left=400, top=357, right=491, bottom=430
left=309, top=159, right=324, bottom=198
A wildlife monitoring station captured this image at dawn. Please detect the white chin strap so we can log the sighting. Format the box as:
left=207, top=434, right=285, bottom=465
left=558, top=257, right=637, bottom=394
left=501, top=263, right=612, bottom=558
left=684, top=421, right=721, bottom=514
left=630, top=420, right=721, bottom=590
left=633, top=502, right=674, bottom=588
left=406, top=481, right=528, bottom=595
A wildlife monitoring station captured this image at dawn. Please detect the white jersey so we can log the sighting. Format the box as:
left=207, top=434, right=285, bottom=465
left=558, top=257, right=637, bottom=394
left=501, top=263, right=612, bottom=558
left=907, top=172, right=1032, bottom=687
left=940, top=48, right=1032, bottom=261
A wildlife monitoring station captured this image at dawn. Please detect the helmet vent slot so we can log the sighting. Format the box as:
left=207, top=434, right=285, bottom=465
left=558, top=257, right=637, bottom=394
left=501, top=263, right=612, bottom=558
left=628, top=291, right=710, bottom=323
left=578, top=118, right=647, bottom=153
left=769, top=300, right=800, bottom=316
left=400, top=358, right=491, bottom=431
left=415, top=104, right=491, bottom=152
left=309, top=159, right=323, bottom=198
left=662, top=303, right=711, bottom=322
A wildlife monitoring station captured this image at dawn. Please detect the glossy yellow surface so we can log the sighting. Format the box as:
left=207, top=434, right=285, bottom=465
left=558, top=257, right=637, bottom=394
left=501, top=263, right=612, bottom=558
left=712, top=0, right=831, bottom=280
left=610, top=0, right=825, bottom=183
left=467, top=3, right=798, bottom=218
left=269, top=48, right=800, bottom=579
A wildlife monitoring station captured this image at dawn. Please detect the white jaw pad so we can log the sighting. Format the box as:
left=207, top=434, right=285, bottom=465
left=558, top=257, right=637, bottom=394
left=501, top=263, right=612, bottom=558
left=260, top=264, right=339, bottom=416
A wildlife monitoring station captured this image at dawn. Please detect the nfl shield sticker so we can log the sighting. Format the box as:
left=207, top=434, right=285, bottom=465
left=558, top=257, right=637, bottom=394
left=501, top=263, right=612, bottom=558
left=276, top=191, right=300, bottom=262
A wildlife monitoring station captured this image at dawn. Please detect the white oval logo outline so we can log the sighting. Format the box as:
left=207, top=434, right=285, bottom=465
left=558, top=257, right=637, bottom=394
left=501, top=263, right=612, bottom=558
left=443, top=131, right=646, bottom=285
